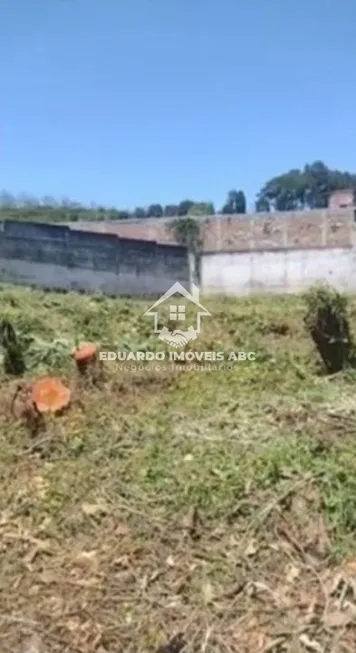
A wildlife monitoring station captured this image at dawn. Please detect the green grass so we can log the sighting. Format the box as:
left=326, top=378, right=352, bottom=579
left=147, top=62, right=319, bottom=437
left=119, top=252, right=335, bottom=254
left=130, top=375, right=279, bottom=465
left=1, top=284, right=356, bottom=653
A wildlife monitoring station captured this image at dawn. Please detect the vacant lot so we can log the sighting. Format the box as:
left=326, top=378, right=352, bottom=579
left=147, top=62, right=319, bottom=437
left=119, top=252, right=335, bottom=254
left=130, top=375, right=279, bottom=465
left=1, top=284, right=356, bottom=653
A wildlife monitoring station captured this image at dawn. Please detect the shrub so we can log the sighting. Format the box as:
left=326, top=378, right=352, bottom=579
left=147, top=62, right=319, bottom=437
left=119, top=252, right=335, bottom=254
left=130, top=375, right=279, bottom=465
left=303, top=284, right=356, bottom=374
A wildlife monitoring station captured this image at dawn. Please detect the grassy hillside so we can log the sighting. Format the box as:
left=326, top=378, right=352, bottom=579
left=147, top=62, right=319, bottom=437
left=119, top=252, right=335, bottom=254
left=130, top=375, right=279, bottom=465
left=0, top=285, right=356, bottom=653
left=0, top=205, right=124, bottom=223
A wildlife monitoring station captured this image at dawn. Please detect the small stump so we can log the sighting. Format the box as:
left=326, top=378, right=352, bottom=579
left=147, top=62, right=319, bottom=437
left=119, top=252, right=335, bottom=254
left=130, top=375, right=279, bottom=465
left=11, top=377, right=71, bottom=436
left=71, top=343, right=103, bottom=383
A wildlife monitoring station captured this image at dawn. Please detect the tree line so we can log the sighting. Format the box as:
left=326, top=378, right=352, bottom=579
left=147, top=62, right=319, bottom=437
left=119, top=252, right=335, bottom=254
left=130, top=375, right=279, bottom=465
left=0, top=192, right=245, bottom=221
left=0, top=161, right=355, bottom=222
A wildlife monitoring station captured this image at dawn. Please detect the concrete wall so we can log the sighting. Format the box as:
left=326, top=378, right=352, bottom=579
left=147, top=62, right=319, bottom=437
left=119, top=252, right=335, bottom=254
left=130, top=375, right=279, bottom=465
left=0, top=220, right=190, bottom=296
left=65, top=207, right=356, bottom=252
left=201, top=246, right=356, bottom=296
left=2, top=217, right=356, bottom=300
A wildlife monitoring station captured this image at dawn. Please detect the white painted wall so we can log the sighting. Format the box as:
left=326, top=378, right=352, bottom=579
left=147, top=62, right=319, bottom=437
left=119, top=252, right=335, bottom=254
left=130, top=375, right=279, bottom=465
left=201, top=247, right=356, bottom=295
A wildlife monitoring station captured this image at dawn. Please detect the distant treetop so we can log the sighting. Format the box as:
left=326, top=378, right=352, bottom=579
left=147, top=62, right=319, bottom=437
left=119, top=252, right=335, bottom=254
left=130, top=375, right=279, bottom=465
left=0, top=161, right=355, bottom=222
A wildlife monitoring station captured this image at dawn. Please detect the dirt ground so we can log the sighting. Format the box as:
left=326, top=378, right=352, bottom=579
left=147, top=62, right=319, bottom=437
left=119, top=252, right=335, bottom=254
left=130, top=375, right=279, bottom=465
left=1, top=285, right=356, bottom=652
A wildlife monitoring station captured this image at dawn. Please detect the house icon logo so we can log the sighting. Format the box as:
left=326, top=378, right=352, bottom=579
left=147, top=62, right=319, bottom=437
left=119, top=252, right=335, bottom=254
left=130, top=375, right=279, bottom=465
left=143, top=282, right=211, bottom=348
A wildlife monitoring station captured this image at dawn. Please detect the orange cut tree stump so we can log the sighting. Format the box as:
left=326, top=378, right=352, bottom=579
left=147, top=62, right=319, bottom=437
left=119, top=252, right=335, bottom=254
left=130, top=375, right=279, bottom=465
left=31, top=377, right=71, bottom=414
left=71, top=343, right=102, bottom=379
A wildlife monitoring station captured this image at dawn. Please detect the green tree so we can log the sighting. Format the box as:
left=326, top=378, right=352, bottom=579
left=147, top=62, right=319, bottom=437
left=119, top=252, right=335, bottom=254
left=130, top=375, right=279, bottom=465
left=133, top=207, right=146, bottom=219
left=147, top=204, right=163, bottom=218
left=256, top=169, right=305, bottom=211
left=177, top=199, right=195, bottom=216
left=188, top=201, right=215, bottom=216
left=117, top=210, right=130, bottom=220
left=171, top=216, right=202, bottom=253
left=256, top=161, right=356, bottom=212
left=222, top=190, right=246, bottom=214
left=255, top=196, right=270, bottom=212
left=164, top=204, right=179, bottom=217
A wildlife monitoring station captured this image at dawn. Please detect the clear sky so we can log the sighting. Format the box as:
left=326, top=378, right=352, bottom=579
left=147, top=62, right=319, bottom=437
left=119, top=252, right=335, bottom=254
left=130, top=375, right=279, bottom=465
left=0, top=0, right=355, bottom=212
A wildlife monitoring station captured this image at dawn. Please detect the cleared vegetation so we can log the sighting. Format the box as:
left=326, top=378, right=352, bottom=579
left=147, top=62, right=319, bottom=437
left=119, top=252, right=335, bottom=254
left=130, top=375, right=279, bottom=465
left=1, top=284, right=356, bottom=653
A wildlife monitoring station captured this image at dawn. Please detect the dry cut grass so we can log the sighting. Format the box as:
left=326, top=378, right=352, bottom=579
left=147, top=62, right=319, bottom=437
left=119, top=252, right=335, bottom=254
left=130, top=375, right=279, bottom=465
left=1, top=284, right=356, bottom=653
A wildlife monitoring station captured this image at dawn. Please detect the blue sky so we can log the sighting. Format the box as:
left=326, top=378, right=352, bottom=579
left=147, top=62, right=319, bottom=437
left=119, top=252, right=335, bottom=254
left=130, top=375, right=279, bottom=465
left=0, top=0, right=354, bottom=212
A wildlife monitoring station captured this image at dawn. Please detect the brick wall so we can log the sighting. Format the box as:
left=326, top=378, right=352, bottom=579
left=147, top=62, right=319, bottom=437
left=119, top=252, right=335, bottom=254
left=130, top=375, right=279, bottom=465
left=67, top=208, right=355, bottom=252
